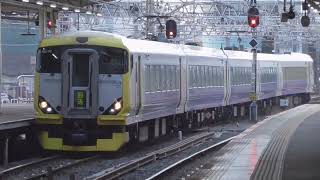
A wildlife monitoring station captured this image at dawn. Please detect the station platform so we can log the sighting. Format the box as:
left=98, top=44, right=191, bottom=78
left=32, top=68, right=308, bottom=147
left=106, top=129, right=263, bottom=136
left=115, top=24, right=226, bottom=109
left=189, top=103, right=320, bottom=180
left=0, top=104, right=33, bottom=123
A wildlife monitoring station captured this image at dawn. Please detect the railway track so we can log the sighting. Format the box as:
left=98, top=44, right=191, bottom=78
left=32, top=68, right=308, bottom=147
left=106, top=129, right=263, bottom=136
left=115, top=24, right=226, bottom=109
left=146, top=137, right=234, bottom=179
left=84, top=131, right=232, bottom=180
left=0, top=155, right=100, bottom=180
left=0, top=155, right=61, bottom=176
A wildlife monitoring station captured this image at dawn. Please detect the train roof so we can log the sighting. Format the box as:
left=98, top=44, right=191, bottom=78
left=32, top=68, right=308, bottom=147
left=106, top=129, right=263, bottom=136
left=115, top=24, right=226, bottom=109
left=41, top=31, right=313, bottom=63
left=225, top=50, right=313, bottom=62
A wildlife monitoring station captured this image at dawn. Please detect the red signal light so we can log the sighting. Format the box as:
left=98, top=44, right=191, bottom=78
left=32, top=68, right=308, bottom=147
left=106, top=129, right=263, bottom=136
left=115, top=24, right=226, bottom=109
left=47, top=20, right=53, bottom=28
left=247, top=7, right=259, bottom=28
left=248, top=16, right=259, bottom=28
left=166, top=20, right=177, bottom=39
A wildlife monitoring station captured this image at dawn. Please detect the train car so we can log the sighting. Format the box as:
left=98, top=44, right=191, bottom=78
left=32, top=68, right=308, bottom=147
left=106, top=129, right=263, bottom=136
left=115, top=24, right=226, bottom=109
left=34, top=31, right=313, bottom=151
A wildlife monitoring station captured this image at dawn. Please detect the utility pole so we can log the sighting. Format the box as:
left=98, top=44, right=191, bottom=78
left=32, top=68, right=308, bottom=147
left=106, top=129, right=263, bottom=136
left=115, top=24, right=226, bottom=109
left=248, top=1, right=259, bottom=122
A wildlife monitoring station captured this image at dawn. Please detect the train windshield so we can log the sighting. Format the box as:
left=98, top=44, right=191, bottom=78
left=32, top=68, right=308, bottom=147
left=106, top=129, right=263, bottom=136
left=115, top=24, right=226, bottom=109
left=98, top=47, right=128, bottom=74
left=36, top=46, right=128, bottom=74
left=37, top=47, right=62, bottom=73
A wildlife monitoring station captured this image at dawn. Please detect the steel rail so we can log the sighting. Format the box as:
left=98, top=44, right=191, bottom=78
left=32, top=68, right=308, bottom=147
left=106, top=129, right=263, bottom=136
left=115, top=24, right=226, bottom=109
left=0, top=118, right=34, bottom=131
left=146, top=136, right=235, bottom=180
left=0, top=155, right=61, bottom=175
left=87, top=131, right=221, bottom=180
left=25, top=155, right=101, bottom=180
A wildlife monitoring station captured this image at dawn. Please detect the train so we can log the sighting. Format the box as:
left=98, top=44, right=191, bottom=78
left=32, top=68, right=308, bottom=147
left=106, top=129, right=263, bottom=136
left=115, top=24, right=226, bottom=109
left=34, top=31, right=314, bottom=151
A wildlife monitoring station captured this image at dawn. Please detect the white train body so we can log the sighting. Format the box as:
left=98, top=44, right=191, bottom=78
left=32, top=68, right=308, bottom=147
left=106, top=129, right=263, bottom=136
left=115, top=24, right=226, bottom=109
left=35, top=31, right=313, bottom=151
left=124, top=37, right=314, bottom=124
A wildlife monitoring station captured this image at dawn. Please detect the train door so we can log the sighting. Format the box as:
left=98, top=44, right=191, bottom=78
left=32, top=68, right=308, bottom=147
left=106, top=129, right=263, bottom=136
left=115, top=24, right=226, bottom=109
left=308, top=62, right=314, bottom=92
left=277, top=62, right=283, bottom=96
left=224, top=58, right=231, bottom=106
left=178, top=56, right=187, bottom=114
left=134, top=55, right=142, bottom=116
left=62, top=49, right=99, bottom=118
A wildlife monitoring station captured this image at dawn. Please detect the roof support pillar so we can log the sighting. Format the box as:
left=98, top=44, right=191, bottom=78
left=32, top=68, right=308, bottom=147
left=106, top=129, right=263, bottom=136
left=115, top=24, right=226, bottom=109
left=39, top=8, right=47, bottom=40
left=0, top=2, right=2, bottom=109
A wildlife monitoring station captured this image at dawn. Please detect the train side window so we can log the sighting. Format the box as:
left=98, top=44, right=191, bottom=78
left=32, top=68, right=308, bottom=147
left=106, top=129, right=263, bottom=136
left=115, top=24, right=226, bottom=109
left=220, top=68, right=223, bottom=86
left=268, top=68, right=271, bottom=82
left=213, top=67, right=217, bottom=86
left=37, top=47, right=61, bottom=73
left=194, top=66, right=198, bottom=87
left=198, top=66, right=202, bottom=87
left=172, top=66, right=175, bottom=89
left=165, top=65, right=170, bottom=90
left=208, top=67, right=212, bottom=86
left=150, top=65, right=156, bottom=92
left=145, top=65, right=151, bottom=92
left=245, top=68, right=248, bottom=84
left=196, top=66, right=199, bottom=87
left=263, top=68, right=266, bottom=83
left=192, top=66, right=196, bottom=88
left=240, top=68, right=243, bottom=85
left=172, top=66, right=177, bottom=90
left=230, top=67, right=234, bottom=85
left=204, top=66, right=208, bottom=87
left=197, top=66, right=201, bottom=87
left=202, top=66, right=206, bottom=87
left=158, top=65, right=162, bottom=91
left=265, top=68, right=268, bottom=82
left=199, top=65, right=204, bottom=87
left=176, top=66, right=180, bottom=90
left=188, top=66, right=193, bottom=88
left=208, top=66, right=212, bottom=87
left=206, top=66, right=210, bottom=87
left=238, top=67, right=243, bottom=85
left=234, top=67, right=237, bottom=85
left=234, top=67, right=238, bottom=85
left=236, top=67, right=239, bottom=85
left=155, top=65, right=161, bottom=91
left=161, top=65, right=166, bottom=91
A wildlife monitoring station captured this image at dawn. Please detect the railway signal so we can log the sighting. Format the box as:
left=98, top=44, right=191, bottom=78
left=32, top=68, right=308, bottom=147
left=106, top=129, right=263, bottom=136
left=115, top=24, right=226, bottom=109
left=47, top=20, right=56, bottom=29
left=166, top=19, right=177, bottom=39
left=301, top=0, right=310, bottom=27
left=248, top=3, right=259, bottom=122
left=247, top=7, right=259, bottom=28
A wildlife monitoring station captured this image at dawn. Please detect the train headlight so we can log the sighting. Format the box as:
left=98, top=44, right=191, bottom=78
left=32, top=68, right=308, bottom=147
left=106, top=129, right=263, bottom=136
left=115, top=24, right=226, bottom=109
left=103, top=98, right=123, bottom=115
left=46, top=107, right=53, bottom=113
left=38, top=96, right=57, bottom=114
left=40, top=101, right=48, bottom=109
left=114, top=101, right=122, bottom=111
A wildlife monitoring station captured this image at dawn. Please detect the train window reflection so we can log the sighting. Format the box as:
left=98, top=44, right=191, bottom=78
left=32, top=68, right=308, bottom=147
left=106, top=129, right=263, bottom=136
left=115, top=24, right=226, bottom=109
left=37, top=47, right=62, bottom=73
left=99, top=48, right=128, bottom=74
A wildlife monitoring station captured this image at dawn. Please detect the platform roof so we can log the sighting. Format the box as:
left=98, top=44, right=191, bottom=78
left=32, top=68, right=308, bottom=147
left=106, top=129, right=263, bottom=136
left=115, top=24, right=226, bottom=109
left=0, top=0, right=114, bottom=21
left=1, top=0, right=114, bottom=14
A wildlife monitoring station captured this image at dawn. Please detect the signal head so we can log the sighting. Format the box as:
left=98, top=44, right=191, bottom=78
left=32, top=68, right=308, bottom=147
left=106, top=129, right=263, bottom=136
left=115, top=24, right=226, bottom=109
left=166, top=19, right=177, bottom=39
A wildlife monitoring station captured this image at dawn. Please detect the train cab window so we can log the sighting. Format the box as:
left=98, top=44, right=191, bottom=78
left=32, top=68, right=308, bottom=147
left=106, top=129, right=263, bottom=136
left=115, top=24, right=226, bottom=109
left=99, top=48, right=128, bottom=74
left=37, top=47, right=62, bottom=73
